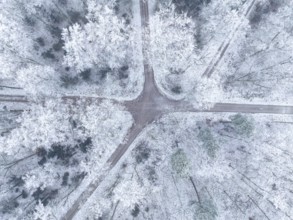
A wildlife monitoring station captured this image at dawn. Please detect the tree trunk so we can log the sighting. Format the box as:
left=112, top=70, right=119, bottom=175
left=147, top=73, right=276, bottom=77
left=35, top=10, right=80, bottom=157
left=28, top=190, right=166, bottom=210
left=248, top=195, right=271, bottom=220
left=110, top=200, right=120, bottom=220
left=189, top=176, right=201, bottom=205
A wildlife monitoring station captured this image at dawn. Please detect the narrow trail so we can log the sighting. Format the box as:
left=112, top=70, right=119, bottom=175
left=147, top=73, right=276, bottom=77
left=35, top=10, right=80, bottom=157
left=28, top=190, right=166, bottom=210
left=0, top=94, right=28, bottom=103
left=202, top=0, right=257, bottom=78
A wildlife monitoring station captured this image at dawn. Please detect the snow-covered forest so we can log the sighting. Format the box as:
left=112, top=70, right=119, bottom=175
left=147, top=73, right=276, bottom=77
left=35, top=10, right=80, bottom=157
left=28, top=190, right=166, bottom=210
left=0, top=0, right=292, bottom=219
left=78, top=113, right=293, bottom=220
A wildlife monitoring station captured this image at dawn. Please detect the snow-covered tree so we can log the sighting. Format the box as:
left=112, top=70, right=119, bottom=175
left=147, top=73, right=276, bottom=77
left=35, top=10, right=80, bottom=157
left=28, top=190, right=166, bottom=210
left=187, top=75, right=223, bottom=109
left=86, top=198, right=111, bottom=219
left=171, top=149, right=190, bottom=178
left=113, top=178, right=145, bottom=209
left=0, top=12, right=34, bottom=78
left=150, top=5, right=196, bottom=74
left=23, top=163, right=61, bottom=191
left=80, top=100, right=133, bottom=144
left=0, top=100, right=72, bottom=155
left=194, top=0, right=252, bottom=64
left=16, top=65, right=61, bottom=97
left=150, top=5, right=198, bottom=97
left=197, top=127, right=219, bottom=158
left=15, top=0, right=57, bottom=14
left=229, top=114, right=254, bottom=137
left=62, top=3, right=132, bottom=73
left=31, top=202, right=55, bottom=220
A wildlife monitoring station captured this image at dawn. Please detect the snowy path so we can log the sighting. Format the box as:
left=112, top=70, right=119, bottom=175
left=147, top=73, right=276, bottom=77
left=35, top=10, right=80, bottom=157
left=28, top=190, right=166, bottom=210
left=202, top=0, right=257, bottom=78
left=3, top=95, right=293, bottom=115
left=0, top=94, right=28, bottom=103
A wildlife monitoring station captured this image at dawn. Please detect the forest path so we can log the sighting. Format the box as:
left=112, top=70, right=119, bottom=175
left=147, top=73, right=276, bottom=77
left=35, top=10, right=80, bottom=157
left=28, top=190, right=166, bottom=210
left=202, top=0, right=257, bottom=78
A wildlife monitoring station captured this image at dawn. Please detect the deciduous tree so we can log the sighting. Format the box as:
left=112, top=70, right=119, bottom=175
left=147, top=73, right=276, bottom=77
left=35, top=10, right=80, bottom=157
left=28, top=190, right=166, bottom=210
left=62, top=3, right=132, bottom=74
